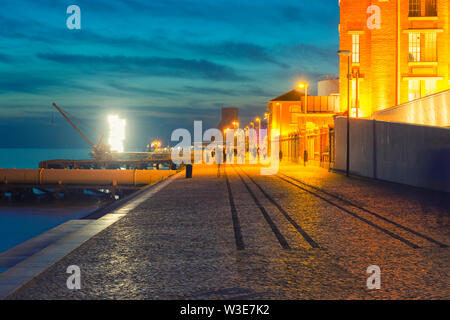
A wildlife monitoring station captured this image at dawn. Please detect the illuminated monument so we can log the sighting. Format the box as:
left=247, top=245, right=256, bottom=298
left=338, top=0, right=449, bottom=119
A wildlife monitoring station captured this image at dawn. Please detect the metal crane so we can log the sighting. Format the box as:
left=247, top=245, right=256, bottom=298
left=52, top=103, right=111, bottom=160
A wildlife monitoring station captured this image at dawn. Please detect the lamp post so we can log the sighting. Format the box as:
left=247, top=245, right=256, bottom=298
left=338, top=50, right=352, bottom=177
left=255, top=117, right=261, bottom=147
left=298, top=82, right=309, bottom=165
left=298, top=83, right=309, bottom=114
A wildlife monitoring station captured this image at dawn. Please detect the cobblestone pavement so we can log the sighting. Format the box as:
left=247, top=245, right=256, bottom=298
left=7, top=165, right=449, bottom=299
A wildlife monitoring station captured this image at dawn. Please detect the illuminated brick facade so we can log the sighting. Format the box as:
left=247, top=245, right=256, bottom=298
left=339, top=0, right=450, bottom=118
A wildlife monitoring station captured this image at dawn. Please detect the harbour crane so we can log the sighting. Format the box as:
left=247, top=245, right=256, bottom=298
left=52, top=103, right=112, bottom=160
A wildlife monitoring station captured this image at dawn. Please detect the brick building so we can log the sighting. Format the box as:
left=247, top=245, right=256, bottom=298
left=339, top=0, right=449, bottom=118
left=267, top=88, right=339, bottom=165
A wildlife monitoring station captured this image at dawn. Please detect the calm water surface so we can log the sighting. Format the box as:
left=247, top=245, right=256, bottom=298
left=0, top=148, right=102, bottom=256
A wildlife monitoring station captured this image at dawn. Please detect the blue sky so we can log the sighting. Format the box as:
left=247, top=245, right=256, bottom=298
left=0, top=0, right=339, bottom=149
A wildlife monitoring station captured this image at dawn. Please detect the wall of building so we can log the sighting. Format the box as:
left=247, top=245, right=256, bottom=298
left=372, top=89, right=450, bottom=126
left=335, top=117, right=450, bottom=192
left=339, top=0, right=450, bottom=118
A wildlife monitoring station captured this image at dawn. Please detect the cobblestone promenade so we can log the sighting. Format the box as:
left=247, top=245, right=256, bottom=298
left=8, top=165, right=450, bottom=299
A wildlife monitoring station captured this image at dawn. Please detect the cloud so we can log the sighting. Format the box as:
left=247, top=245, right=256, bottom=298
left=182, top=86, right=238, bottom=96
left=0, top=73, right=60, bottom=94
left=108, top=81, right=175, bottom=96
left=37, top=53, right=246, bottom=81
left=0, top=54, right=15, bottom=63
left=186, top=41, right=285, bottom=66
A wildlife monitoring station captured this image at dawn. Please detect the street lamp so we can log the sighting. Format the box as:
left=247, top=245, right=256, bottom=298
left=255, top=117, right=261, bottom=148
left=255, top=117, right=261, bottom=132
left=338, top=49, right=352, bottom=177
left=298, top=82, right=309, bottom=114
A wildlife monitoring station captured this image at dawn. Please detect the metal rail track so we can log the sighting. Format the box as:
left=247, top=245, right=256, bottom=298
left=234, top=168, right=291, bottom=249
left=224, top=168, right=245, bottom=251
left=275, top=172, right=448, bottom=249
left=237, top=166, right=319, bottom=249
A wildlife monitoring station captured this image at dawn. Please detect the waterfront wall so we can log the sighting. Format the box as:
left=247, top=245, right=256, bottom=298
left=335, top=117, right=450, bottom=193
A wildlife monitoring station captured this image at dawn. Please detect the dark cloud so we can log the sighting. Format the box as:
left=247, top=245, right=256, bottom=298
left=0, top=73, right=60, bottom=94
left=37, top=53, right=246, bottom=81
left=0, top=54, right=15, bottom=63
left=182, top=86, right=238, bottom=96
left=279, top=3, right=339, bottom=27
left=108, top=81, right=175, bottom=96
left=282, top=44, right=338, bottom=61
left=186, top=41, right=285, bottom=66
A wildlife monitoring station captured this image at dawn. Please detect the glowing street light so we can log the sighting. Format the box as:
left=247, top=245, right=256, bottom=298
left=255, top=116, right=261, bottom=132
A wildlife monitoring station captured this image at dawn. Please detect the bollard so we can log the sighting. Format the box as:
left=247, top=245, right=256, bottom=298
left=186, top=164, right=193, bottom=178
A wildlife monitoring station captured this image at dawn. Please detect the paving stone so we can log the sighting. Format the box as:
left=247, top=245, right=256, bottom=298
left=5, top=165, right=449, bottom=300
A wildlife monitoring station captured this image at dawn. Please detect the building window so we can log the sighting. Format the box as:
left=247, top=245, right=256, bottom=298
left=423, top=33, right=437, bottom=62
left=352, top=34, right=360, bottom=63
left=289, top=105, right=301, bottom=124
left=409, top=33, right=421, bottom=62
left=408, top=80, right=421, bottom=101
left=424, top=79, right=437, bottom=96
left=409, top=0, right=421, bottom=17
left=425, top=0, right=437, bottom=16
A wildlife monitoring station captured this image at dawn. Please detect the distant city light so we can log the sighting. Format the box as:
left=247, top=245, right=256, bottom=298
left=108, top=115, right=126, bottom=153
left=151, top=140, right=162, bottom=150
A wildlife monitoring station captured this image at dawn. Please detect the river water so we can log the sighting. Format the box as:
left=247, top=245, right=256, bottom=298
left=0, top=148, right=102, bottom=255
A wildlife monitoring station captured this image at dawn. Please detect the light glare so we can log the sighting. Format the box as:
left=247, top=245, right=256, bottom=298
left=108, top=115, right=126, bottom=153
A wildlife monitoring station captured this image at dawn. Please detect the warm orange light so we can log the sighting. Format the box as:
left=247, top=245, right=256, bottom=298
left=298, top=82, right=308, bottom=89
left=255, top=117, right=261, bottom=122
left=152, top=140, right=162, bottom=150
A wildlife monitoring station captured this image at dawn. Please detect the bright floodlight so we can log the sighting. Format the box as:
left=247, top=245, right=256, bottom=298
left=108, top=115, right=126, bottom=153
